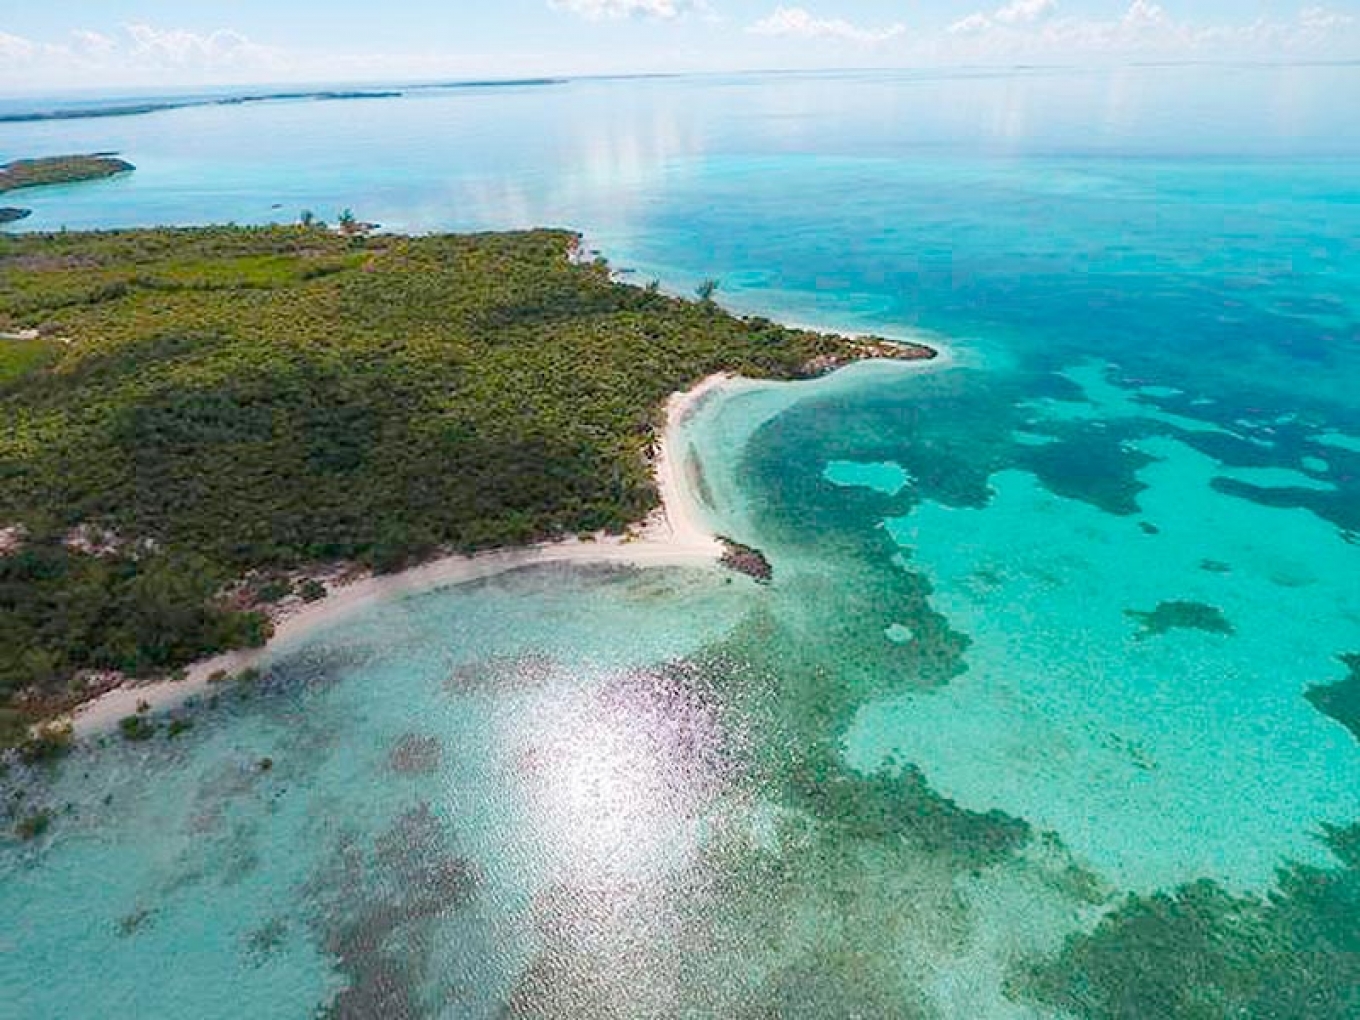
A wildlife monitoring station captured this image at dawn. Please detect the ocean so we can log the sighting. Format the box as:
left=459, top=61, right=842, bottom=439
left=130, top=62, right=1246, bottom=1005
left=3, top=65, right=1359, bottom=1018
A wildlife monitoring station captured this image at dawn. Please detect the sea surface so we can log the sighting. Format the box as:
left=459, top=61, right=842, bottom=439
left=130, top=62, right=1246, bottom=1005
left=3, top=66, right=1360, bottom=1018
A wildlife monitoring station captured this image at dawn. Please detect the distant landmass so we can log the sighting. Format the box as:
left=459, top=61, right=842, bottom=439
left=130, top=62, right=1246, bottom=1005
left=0, top=79, right=566, bottom=125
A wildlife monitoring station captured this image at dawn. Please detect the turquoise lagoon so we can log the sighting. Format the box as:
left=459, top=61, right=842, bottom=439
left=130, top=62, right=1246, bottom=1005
left=3, top=67, right=1360, bottom=1017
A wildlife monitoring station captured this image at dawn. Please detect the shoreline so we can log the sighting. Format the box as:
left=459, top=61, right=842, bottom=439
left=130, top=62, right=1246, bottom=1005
left=69, top=372, right=734, bottom=737
left=59, top=294, right=940, bottom=739
left=69, top=348, right=944, bottom=738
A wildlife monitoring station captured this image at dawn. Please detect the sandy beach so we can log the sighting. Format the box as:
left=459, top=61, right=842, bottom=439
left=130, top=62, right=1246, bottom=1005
left=69, top=373, right=731, bottom=737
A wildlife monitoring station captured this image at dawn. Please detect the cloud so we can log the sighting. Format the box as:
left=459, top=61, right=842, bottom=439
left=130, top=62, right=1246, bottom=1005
left=748, top=6, right=906, bottom=44
left=944, top=0, right=1358, bottom=56
left=69, top=29, right=118, bottom=57
left=548, top=0, right=704, bottom=19
left=1299, top=5, right=1356, bottom=31
left=947, top=14, right=992, bottom=36
left=0, top=24, right=287, bottom=88
left=0, top=31, right=39, bottom=60
left=950, top=0, right=1057, bottom=35
left=123, top=24, right=273, bottom=67
left=995, top=0, right=1059, bottom=26
left=1120, top=0, right=1168, bottom=30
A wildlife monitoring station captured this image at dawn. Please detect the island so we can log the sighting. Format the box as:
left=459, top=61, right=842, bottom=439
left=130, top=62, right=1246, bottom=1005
left=0, top=224, right=934, bottom=750
left=0, top=82, right=559, bottom=126
left=0, top=154, right=135, bottom=193
left=0, top=154, right=135, bottom=225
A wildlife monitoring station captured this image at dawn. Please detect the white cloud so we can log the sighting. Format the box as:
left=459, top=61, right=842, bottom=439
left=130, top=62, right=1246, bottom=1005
left=1299, top=5, right=1356, bottom=31
left=548, top=0, right=703, bottom=19
left=1120, top=0, right=1168, bottom=30
left=0, top=24, right=288, bottom=89
left=995, top=0, right=1059, bottom=26
left=749, top=6, right=906, bottom=44
left=69, top=29, right=118, bottom=57
left=0, top=30, right=39, bottom=60
left=947, top=13, right=993, bottom=36
left=123, top=24, right=274, bottom=68
left=944, top=1, right=1358, bottom=57
left=950, top=0, right=1057, bottom=36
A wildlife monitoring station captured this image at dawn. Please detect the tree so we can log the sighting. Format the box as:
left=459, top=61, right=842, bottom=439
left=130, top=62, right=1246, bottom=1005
left=337, top=209, right=357, bottom=236
left=300, top=210, right=315, bottom=227
left=695, top=278, right=720, bottom=303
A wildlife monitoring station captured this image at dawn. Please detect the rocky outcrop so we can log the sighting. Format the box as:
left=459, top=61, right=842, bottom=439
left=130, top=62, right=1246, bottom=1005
left=802, top=336, right=936, bottom=377
left=719, top=537, right=773, bottom=582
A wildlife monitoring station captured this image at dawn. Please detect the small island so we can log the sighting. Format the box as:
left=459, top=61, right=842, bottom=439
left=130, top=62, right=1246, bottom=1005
left=0, top=154, right=135, bottom=193
left=0, top=224, right=934, bottom=749
left=0, top=154, right=135, bottom=226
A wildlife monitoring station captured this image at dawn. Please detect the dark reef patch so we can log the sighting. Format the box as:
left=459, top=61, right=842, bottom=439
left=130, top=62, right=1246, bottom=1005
left=1126, top=600, right=1235, bottom=640
left=388, top=734, right=443, bottom=775
left=243, top=918, right=290, bottom=967
left=788, top=749, right=1031, bottom=870
left=444, top=652, right=557, bottom=695
left=306, top=803, right=479, bottom=1018
left=1012, top=823, right=1360, bottom=1020
left=1305, top=653, right=1360, bottom=743
left=1212, top=477, right=1360, bottom=536
left=1013, top=422, right=1156, bottom=517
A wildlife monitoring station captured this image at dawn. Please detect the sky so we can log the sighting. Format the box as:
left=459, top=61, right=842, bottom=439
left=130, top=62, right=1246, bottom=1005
left=2, top=1, right=1357, bottom=93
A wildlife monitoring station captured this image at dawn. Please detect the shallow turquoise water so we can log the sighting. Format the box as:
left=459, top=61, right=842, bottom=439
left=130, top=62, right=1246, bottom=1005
left=3, top=66, right=1360, bottom=1017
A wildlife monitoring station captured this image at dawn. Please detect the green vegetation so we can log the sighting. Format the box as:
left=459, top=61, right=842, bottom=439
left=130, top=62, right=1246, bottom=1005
left=14, top=808, right=52, bottom=841
left=165, top=717, right=194, bottom=738
left=0, top=154, right=134, bottom=194
left=118, top=714, right=158, bottom=741
left=1, top=539, right=269, bottom=715
left=0, top=225, right=860, bottom=741
left=15, top=724, right=73, bottom=766
left=0, top=335, right=62, bottom=386
left=1014, top=823, right=1360, bottom=1019
left=1126, top=599, right=1234, bottom=640
left=254, top=577, right=293, bottom=603
left=298, top=578, right=327, bottom=602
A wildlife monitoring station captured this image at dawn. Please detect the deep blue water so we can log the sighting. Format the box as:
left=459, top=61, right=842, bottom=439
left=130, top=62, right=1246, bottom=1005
left=2, top=66, right=1359, bottom=1018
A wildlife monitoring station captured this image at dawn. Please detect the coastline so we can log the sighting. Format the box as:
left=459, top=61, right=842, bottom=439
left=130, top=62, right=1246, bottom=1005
left=69, top=372, right=734, bottom=737
left=68, top=345, right=947, bottom=738
left=67, top=344, right=941, bottom=737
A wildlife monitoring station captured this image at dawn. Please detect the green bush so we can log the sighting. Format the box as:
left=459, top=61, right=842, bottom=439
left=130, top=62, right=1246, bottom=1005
left=118, top=715, right=157, bottom=742
left=15, top=808, right=52, bottom=840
